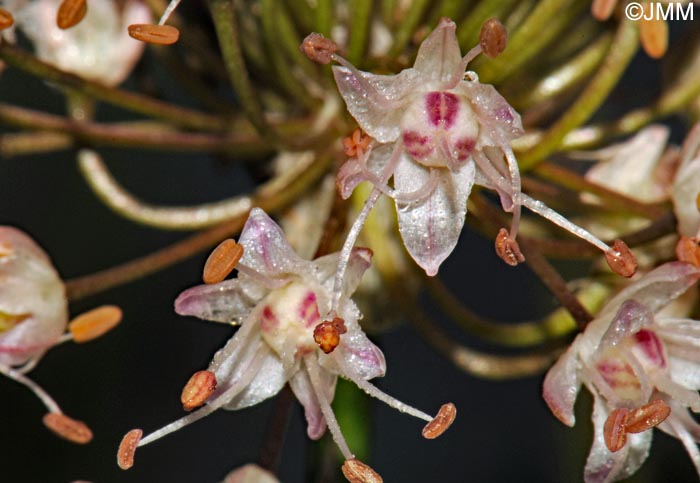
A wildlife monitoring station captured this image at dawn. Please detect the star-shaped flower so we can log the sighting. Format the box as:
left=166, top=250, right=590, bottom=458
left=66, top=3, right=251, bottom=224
left=122, top=209, right=455, bottom=481
left=543, top=261, right=700, bottom=483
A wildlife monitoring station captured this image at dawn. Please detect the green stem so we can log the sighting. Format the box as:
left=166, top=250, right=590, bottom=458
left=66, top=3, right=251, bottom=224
left=517, top=18, right=639, bottom=169
left=0, top=42, right=228, bottom=132
left=0, top=132, right=73, bottom=156
left=314, top=0, right=333, bottom=36
left=347, top=0, right=373, bottom=66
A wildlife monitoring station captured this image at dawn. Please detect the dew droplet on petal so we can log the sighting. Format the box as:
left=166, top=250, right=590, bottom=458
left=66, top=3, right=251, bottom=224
left=603, top=407, right=629, bottom=452
left=0, top=7, right=14, bottom=30
left=605, top=239, right=637, bottom=278
left=342, top=458, right=383, bottom=483
left=479, top=18, right=508, bottom=58
left=56, top=0, right=87, bottom=30
left=128, top=24, right=180, bottom=45
left=203, top=239, right=243, bottom=284
left=117, top=428, right=143, bottom=470
left=43, top=413, right=93, bottom=444
left=181, top=370, right=217, bottom=411
left=421, top=403, right=457, bottom=439
left=69, top=305, right=122, bottom=343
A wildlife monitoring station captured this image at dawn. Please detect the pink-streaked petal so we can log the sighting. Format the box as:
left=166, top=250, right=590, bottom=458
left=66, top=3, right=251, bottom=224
left=332, top=66, right=421, bottom=143
left=412, top=18, right=462, bottom=85
left=238, top=208, right=309, bottom=281
left=337, top=143, right=396, bottom=199
left=395, top=156, right=475, bottom=276
left=458, top=82, right=524, bottom=146
left=673, top=155, right=700, bottom=237
left=599, top=300, right=654, bottom=348
left=583, top=262, right=700, bottom=350
left=542, top=341, right=582, bottom=426
left=174, top=278, right=263, bottom=323
left=583, top=391, right=652, bottom=483
left=289, top=369, right=334, bottom=440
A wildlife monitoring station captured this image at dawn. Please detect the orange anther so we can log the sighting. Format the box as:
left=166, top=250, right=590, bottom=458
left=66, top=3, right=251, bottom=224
left=0, top=7, right=14, bottom=30
left=605, top=239, right=637, bottom=278
left=56, top=0, right=87, bottom=30
left=625, top=399, right=670, bottom=434
left=639, top=9, right=668, bottom=59
left=495, top=228, right=525, bottom=266
left=591, top=0, right=617, bottom=20
left=43, top=413, right=93, bottom=444
left=676, top=236, right=700, bottom=268
left=341, top=458, right=383, bottom=483
left=603, top=407, right=629, bottom=452
left=313, top=320, right=341, bottom=354
left=300, top=32, right=338, bottom=64
left=479, top=18, right=508, bottom=58
left=203, top=239, right=244, bottom=284
left=181, top=370, right=217, bottom=411
left=68, top=305, right=122, bottom=343
left=117, top=428, right=143, bottom=470
left=422, top=403, right=457, bottom=439
left=128, top=24, right=180, bottom=45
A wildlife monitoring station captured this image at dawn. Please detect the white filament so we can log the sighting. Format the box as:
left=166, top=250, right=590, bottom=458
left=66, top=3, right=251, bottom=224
left=0, top=362, right=61, bottom=414
left=159, top=0, right=183, bottom=25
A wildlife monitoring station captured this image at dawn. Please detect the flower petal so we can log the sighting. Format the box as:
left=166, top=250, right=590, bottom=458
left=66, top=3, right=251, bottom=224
left=312, top=248, right=373, bottom=302
left=672, top=155, right=700, bottom=237
left=395, top=156, right=475, bottom=276
left=542, top=340, right=582, bottom=427
left=659, top=406, right=700, bottom=476
left=289, top=369, right=335, bottom=440
left=412, top=18, right=462, bottom=85
left=337, top=143, right=395, bottom=199
left=238, top=208, right=309, bottom=282
left=222, top=463, right=281, bottom=483
left=459, top=82, right=524, bottom=146
left=174, top=278, right=263, bottom=323
left=332, top=67, right=421, bottom=143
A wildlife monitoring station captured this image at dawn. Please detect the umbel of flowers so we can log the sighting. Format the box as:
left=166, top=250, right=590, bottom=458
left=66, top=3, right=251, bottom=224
left=119, top=209, right=456, bottom=482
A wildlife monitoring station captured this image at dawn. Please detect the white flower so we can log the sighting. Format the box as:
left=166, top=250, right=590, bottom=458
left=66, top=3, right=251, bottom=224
left=11, top=0, right=151, bottom=85
left=543, top=261, right=700, bottom=483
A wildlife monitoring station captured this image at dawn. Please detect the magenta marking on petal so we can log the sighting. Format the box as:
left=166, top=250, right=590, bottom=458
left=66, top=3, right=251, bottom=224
left=260, top=305, right=279, bottom=333
left=597, top=359, right=641, bottom=390
left=495, top=106, right=514, bottom=123
left=298, top=291, right=321, bottom=328
left=403, top=131, right=434, bottom=160
left=425, top=92, right=459, bottom=128
left=634, top=329, right=666, bottom=368
left=454, top=138, right=476, bottom=160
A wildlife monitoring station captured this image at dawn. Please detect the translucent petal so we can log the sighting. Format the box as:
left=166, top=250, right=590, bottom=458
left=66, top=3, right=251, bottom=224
left=668, top=356, right=700, bottom=390
left=395, top=156, right=475, bottom=276
left=542, top=340, right=582, bottom=426
left=312, top=248, right=373, bottom=302
left=599, top=300, right=654, bottom=349
left=174, top=278, right=262, bottom=323
left=237, top=208, right=310, bottom=281
left=659, top=408, right=700, bottom=476
left=412, top=18, right=462, bottom=85
left=458, top=81, right=524, bottom=147
left=289, top=368, right=336, bottom=440
left=672, top=155, right=700, bottom=236
left=332, top=66, right=421, bottom=143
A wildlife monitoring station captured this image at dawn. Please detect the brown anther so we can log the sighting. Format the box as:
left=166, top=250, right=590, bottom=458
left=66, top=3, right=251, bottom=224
left=495, top=228, right=525, bottom=266
left=479, top=18, right=508, bottom=58
left=639, top=8, right=668, bottom=59
left=625, top=399, right=670, bottom=434
left=128, top=24, right=180, bottom=45
left=181, top=370, right=217, bottom=411
left=203, top=239, right=244, bottom=284
left=605, top=239, right=637, bottom=278
left=341, top=458, right=383, bottom=483
left=68, top=305, right=122, bottom=343
left=676, top=236, right=700, bottom=268
left=343, top=129, right=371, bottom=157
left=603, top=407, right=629, bottom=452
left=422, top=402, right=457, bottom=439
left=300, top=32, right=338, bottom=64
left=331, top=316, right=348, bottom=334
left=591, top=0, right=617, bottom=20
left=117, top=428, right=142, bottom=470
left=56, top=0, right=87, bottom=30
left=42, top=413, right=93, bottom=444
left=0, top=7, right=14, bottom=30
left=313, top=320, right=341, bottom=354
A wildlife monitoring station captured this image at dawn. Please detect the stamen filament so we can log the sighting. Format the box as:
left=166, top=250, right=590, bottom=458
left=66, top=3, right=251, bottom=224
left=0, top=362, right=61, bottom=413
left=348, top=375, right=433, bottom=422
left=304, top=355, right=353, bottom=459
left=159, top=0, right=183, bottom=25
